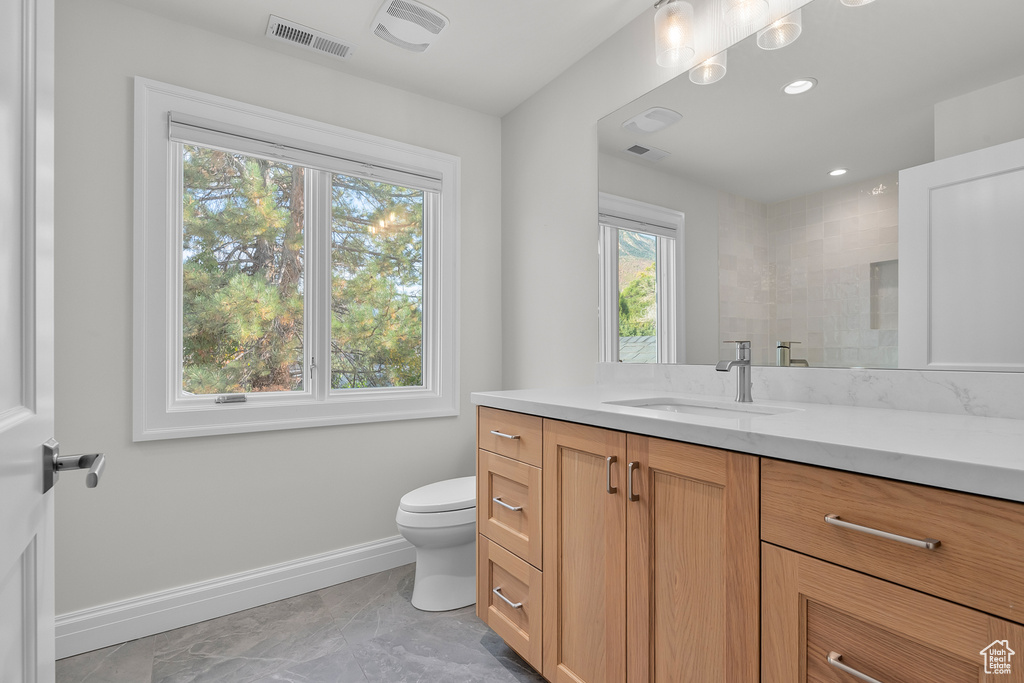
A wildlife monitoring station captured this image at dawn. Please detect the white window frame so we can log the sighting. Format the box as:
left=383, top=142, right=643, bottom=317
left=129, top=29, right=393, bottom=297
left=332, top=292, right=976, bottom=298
left=133, top=78, right=459, bottom=441
left=598, top=193, right=682, bottom=364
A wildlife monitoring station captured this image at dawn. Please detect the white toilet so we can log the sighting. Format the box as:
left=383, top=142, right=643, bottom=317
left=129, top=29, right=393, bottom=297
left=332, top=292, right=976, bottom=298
left=396, top=476, right=477, bottom=611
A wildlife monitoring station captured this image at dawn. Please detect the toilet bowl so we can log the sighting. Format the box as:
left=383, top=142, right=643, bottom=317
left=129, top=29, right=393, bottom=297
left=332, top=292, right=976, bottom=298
left=396, top=476, right=476, bottom=611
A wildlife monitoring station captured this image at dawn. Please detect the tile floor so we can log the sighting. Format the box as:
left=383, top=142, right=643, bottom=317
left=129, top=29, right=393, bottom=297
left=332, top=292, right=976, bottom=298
left=56, top=564, right=546, bottom=683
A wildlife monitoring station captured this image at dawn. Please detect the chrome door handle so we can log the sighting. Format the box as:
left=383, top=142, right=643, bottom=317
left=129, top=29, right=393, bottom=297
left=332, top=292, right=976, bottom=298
left=492, top=587, right=523, bottom=609
left=824, top=514, right=941, bottom=550
left=489, top=430, right=521, bottom=440
left=492, top=496, right=523, bottom=512
left=606, top=456, right=618, bottom=494
left=627, top=461, right=640, bottom=502
left=42, top=438, right=105, bottom=493
left=827, top=652, right=885, bottom=683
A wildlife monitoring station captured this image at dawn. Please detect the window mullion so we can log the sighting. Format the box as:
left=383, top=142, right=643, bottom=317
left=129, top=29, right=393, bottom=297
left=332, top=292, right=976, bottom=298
left=307, top=169, right=332, bottom=401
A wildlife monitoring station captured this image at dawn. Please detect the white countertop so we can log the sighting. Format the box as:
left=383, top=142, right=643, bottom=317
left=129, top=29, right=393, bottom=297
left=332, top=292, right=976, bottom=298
left=471, top=386, right=1024, bottom=503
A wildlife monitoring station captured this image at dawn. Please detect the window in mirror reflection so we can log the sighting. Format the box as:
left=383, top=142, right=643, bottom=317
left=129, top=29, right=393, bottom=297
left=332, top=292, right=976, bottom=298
left=598, top=194, right=680, bottom=364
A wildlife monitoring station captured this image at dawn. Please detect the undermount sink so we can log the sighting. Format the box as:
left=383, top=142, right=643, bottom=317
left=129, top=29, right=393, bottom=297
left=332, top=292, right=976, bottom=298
left=605, top=397, right=797, bottom=419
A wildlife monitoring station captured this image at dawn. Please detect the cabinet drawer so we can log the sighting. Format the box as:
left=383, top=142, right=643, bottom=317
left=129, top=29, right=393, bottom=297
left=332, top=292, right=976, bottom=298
left=763, top=543, right=1024, bottom=682
left=477, top=536, right=543, bottom=671
left=478, top=450, right=542, bottom=568
left=477, top=407, right=543, bottom=467
left=762, top=458, right=1024, bottom=623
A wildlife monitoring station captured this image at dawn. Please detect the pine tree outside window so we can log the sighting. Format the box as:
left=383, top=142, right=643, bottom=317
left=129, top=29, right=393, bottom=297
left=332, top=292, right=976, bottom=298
left=134, top=79, right=459, bottom=440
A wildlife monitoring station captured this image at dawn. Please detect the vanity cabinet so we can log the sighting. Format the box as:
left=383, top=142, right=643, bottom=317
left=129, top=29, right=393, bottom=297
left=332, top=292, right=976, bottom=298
left=476, top=408, right=760, bottom=683
left=762, top=458, right=1024, bottom=682
left=477, top=407, right=545, bottom=670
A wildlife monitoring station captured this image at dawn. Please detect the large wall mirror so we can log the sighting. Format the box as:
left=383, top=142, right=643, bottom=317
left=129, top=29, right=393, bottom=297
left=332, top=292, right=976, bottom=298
left=598, top=0, right=1024, bottom=370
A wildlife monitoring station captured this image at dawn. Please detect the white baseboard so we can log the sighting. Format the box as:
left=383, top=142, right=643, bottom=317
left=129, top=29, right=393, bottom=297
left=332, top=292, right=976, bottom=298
left=56, top=535, right=415, bottom=659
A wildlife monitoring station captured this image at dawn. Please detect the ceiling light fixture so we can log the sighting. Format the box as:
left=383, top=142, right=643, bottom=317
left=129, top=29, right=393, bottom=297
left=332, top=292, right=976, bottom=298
left=840, top=0, right=877, bottom=5
left=654, top=0, right=696, bottom=67
left=757, top=9, right=802, bottom=50
left=783, top=77, right=817, bottom=95
left=829, top=168, right=849, bottom=177
left=689, top=51, right=727, bottom=85
left=723, top=0, right=769, bottom=29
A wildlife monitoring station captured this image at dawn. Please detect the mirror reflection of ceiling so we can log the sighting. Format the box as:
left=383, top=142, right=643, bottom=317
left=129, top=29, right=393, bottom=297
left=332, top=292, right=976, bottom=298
left=599, top=0, right=1024, bottom=204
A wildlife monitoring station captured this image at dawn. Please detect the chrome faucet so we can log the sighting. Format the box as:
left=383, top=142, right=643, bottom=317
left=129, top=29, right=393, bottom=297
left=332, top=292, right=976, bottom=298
left=716, top=341, right=753, bottom=403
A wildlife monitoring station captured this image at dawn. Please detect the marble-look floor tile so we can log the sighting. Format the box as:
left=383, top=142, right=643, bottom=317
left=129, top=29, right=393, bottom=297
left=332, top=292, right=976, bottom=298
left=350, top=611, right=546, bottom=683
left=151, top=591, right=352, bottom=683
left=56, top=563, right=548, bottom=683
left=317, top=563, right=474, bottom=648
left=56, top=637, right=155, bottom=683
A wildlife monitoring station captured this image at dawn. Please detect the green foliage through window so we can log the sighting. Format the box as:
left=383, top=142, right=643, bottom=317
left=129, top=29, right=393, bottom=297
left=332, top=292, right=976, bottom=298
left=181, top=145, right=425, bottom=395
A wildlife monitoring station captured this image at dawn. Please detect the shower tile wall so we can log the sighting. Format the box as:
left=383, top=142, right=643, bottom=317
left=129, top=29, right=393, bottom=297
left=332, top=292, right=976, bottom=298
left=718, top=193, right=771, bottom=365
left=719, top=172, right=899, bottom=368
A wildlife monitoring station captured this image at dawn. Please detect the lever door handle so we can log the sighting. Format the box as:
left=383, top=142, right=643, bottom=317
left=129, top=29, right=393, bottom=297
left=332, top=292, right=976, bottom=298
left=43, top=438, right=105, bottom=492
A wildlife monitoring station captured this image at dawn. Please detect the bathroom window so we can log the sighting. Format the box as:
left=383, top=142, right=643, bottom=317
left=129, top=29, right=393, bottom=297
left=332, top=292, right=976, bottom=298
left=598, top=193, right=681, bottom=364
left=134, top=78, right=459, bottom=440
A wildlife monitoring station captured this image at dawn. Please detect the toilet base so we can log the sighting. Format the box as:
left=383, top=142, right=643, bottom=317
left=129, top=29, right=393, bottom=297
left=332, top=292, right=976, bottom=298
left=410, top=539, right=476, bottom=611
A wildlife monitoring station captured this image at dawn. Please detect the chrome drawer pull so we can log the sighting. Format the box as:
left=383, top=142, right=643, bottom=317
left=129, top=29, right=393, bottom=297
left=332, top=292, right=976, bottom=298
left=492, top=496, right=523, bottom=512
left=827, top=652, right=885, bottom=683
left=606, top=456, right=618, bottom=494
left=824, top=514, right=941, bottom=550
left=492, top=587, right=523, bottom=609
left=489, top=430, right=521, bottom=440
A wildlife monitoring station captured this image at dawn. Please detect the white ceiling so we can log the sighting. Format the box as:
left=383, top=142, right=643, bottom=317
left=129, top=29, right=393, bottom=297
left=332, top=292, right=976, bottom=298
left=108, top=0, right=654, bottom=117
left=599, top=0, right=1024, bottom=203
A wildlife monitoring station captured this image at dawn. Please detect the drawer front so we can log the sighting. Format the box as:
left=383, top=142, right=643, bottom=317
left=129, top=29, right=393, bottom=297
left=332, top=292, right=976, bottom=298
left=763, top=543, right=1024, bottom=682
left=477, top=407, right=543, bottom=468
left=478, top=450, right=542, bottom=568
left=477, top=536, right=543, bottom=671
left=762, top=458, right=1024, bottom=623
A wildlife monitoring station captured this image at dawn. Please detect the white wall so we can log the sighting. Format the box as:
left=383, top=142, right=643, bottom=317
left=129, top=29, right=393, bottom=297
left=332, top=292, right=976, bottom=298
left=935, top=74, right=1024, bottom=160
left=598, top=154, right=720, bottom=365
left=500, top=11, right=684, bottom=389
left=54, top=0, right=501, bottom=615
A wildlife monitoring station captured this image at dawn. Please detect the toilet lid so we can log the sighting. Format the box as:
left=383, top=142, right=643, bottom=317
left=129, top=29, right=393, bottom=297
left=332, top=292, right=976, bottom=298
left=399, top=476, right=476, bottom=513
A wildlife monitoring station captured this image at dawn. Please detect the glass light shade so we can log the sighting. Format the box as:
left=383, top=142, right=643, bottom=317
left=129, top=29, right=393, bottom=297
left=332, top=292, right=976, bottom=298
left=689, top=51, right=727, bottom=85
left=840, top=0, right=877, bottom=5
left=655, top=0, right=695, bottom=68
left=723, top=0, right=769, bottom=29
left=757, top=9, right=802, bottom=50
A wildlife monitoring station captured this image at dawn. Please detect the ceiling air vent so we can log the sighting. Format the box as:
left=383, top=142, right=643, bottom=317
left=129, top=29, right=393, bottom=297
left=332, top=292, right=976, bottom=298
left=373, top=0, right=449, bottom=52
left=626, top=144, right=670, bottom=162
left=265, top=15, right=354, bottom=60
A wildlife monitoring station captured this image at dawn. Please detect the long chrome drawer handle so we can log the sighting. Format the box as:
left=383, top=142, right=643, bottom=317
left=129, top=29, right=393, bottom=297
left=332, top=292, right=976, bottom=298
left=492, top=496, right=523, bottom=512
left=489, top=430, right=521, bottom=440
left=492, top=587, right=523, bottom=609
left=827, top=652, right=885, bottom=683
left=824, top=514, right=941, bottom=550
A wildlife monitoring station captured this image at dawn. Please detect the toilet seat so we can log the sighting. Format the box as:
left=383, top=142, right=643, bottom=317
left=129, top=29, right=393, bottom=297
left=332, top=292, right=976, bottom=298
left=399, top=476, right=476, bottom=513
left=396, top=505, right=475, bottom=529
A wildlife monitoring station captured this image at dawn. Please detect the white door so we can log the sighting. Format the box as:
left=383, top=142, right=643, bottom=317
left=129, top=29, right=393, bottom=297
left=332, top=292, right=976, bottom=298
left=899, top=136, right=1024, bottom=371
left=1, top=0, right=56, bottom=680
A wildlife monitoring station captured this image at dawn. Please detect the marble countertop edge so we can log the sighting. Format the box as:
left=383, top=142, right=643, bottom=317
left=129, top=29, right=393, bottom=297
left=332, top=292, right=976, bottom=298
left=471, top=386, right=1024, bottom=503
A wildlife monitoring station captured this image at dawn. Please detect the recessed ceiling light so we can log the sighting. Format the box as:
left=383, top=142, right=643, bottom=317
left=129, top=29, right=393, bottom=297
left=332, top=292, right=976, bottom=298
left=829, top=168, right=849, bottom=177
left=783, top=78, right=817, bottom=95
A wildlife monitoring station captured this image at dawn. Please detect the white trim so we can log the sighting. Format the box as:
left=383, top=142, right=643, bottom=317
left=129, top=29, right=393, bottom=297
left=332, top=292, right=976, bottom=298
left=55, top=535, right=415, bottom=659
left=133, top=77, right=460, bottom=440
left=598, top=193, right=684, bottom=364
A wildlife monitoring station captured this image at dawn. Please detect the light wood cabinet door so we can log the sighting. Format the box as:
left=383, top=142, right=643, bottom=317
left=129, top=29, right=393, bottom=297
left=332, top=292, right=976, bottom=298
left=626, top=436, right=760, bottom=683
left=543, top=420, right=627, bottom=683
left=763, top=542, right=1024, bottom=682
